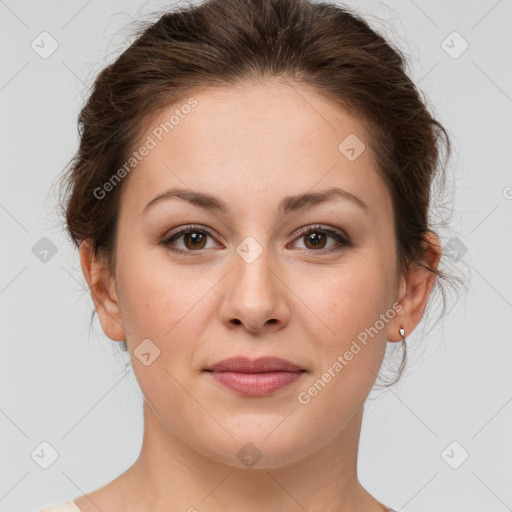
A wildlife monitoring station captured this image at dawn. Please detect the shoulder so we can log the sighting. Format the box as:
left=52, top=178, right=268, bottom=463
left=37, top=500, right=81, bottom=512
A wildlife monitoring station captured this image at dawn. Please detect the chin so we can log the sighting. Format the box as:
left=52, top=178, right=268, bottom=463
left=197, top=422, right=316, bottom=470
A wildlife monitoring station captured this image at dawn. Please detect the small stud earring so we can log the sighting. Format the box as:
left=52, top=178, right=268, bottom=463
left=399, top=327, right=405, bottom=338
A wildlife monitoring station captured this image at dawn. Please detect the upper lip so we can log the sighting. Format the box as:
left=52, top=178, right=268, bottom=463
left=205, top=356, right=305, bottom=373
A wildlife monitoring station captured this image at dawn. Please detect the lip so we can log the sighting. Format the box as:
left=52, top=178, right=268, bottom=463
left=206, top=356, right=304, bottom=373
left=204, top=357, right=306, bottom=396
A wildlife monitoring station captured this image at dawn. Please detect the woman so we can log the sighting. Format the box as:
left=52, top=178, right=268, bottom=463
left=42, top=0, right=457, bottom=510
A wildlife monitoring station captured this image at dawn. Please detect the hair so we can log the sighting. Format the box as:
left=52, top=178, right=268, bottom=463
left=56, top=0, right=465, bottom=386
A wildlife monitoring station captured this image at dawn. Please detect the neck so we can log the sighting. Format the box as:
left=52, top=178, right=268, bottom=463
left=108, top=400, right=389, bottom=512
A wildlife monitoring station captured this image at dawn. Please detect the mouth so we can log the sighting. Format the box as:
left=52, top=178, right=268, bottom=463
left=204, top=356, right=307, bottom=396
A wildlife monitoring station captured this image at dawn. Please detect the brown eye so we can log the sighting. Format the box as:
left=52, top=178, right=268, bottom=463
left=161, top=225, right=217, bottom=254
left=161, top=224, right=351, bottom=256
left=182, top=231, right=207, bottom=250
left=291, top=226, right=351, bottom=253
left=303, top=231, right=328, bottom=250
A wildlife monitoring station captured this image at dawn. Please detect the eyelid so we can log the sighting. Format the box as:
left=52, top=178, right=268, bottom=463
left=160, top=223, right=352, bottom=254
left=160, top=224, right=220, bottom=249
left=291, top=224, right=350, bottom=242
left=288, top=224, right=352, bottom=251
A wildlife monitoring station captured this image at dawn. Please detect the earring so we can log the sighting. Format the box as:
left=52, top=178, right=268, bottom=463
left=399, top=326, right=405, bottom=339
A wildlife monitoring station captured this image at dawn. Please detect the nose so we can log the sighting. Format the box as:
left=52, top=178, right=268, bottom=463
left=219, top=251, right=290, bottom=334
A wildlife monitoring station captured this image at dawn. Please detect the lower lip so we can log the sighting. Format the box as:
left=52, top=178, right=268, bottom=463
left=207, top=371, right=304, bottom=396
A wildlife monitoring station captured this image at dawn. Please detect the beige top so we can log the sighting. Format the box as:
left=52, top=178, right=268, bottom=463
left=38, top=500, right=81, bottom=512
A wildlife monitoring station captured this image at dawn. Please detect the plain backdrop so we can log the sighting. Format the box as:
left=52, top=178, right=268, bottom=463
left=1, top=1, right=511, bottom=511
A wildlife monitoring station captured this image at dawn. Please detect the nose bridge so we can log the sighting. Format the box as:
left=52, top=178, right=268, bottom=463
left=233, top=238, right=276, bottom=306
left=221, top=235, right=289, bottom=332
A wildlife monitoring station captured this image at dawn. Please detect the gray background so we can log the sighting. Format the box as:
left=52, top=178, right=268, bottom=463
left=1, top=0, right=511, bottom=511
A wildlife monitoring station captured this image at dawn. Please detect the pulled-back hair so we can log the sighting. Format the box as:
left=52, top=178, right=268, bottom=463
left=56, top=0, right=463, bottom=383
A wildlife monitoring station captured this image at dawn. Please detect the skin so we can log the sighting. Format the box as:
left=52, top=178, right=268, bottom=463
left=77, top=80, right=440, bottom=512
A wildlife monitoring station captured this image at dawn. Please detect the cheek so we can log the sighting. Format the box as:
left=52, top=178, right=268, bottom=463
left=116, top=253, right=209, bottom=404
left=306, top=257, right=394, bottom=338
left=115, top=249, right=224, bottom=392
left=116, top=248, right=205, bottom=341
left=297, top=252, right=396, bottom=395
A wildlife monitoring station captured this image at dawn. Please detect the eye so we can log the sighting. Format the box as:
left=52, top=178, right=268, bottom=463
left=289, top=225, right=352, bottom=254
left=160, top=224, right=352, bottom=256
left=160, top=224, right=219, bottom=255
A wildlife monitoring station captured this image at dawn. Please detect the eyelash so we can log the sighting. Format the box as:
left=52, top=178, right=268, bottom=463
left=159, top=224, right=353, bottom=256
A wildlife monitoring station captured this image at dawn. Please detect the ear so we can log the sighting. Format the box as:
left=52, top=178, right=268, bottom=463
left=79, top=239, right=126, bottom=342
left=387, top=231, right=441, bottom=342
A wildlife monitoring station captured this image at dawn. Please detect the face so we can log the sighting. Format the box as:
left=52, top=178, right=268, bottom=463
left=92, top=81, right=406, bottom=468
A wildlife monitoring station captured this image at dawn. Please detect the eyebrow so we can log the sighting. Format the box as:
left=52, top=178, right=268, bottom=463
left=142, top=185, right=369, bottom=217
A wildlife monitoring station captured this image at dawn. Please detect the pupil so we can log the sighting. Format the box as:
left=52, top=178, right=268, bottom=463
left=307, top=232, right=325, bottom=249
left=186, top=232, right=205, bottom=249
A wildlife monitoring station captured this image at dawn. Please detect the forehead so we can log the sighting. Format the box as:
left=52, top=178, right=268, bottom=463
left=120, top=81, right=390, bottom=220
left=144, top=81, right=370, bottom=164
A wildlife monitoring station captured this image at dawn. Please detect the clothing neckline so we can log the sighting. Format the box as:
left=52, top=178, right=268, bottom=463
left=68, top=500, right=81, bottom=511
left=67, top=498, right=395, bottom=512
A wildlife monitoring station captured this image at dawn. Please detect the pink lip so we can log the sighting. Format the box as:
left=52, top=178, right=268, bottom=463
left=205, top=357, right=306, bottom=396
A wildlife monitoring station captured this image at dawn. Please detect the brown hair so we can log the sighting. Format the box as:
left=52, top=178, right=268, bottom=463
left=56, top=0, right=463, bottom=385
